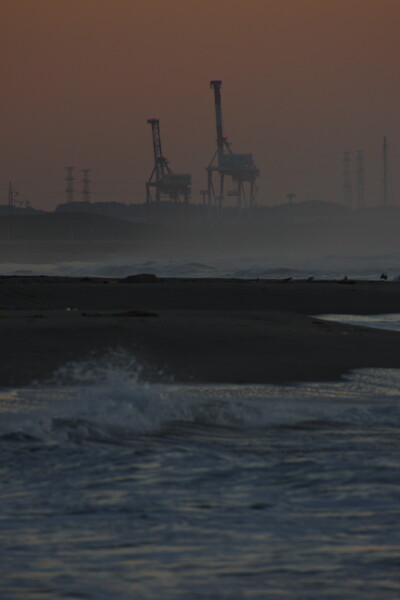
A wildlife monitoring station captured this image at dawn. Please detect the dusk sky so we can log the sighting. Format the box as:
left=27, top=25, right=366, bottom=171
left=1, top=0, right=399, bottom=210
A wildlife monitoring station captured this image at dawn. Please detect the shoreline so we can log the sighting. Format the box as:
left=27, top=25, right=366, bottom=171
left=1, top=276, right=400, bottom=388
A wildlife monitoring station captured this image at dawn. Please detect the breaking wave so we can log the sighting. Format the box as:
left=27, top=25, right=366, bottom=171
left=1, top=351, right=400, bottom=445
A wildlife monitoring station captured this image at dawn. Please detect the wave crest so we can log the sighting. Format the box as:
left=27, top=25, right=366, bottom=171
left=1, top=352, right=400, bottom=444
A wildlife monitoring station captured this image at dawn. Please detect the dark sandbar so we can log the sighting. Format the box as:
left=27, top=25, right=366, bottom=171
left=1, top=276, right=400, bottom=386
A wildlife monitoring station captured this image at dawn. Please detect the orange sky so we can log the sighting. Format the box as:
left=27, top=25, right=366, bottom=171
left=1, top=0, right=399, bottom=209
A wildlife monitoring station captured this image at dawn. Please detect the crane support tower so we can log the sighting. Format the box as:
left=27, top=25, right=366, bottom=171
left=207, top=80, right=259, bottom=215
left=146, top=118, right=191, bottom=203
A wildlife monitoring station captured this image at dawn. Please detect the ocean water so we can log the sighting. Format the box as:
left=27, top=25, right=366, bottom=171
left=320, top=313, right=400, bottom=333
left=1, top=250, right=400, bottom=280
left=1, top=252, right=400, bottom=598
left=1, top=353, right=400, bottom=599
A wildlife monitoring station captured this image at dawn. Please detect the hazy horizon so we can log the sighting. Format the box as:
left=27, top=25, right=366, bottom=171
left=1, top=0, right=399, bottom=210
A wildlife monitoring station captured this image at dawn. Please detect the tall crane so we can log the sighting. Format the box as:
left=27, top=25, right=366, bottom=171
left=146, top=118, right=191, bottom=203
left=207, top=80, right=259, bottom=215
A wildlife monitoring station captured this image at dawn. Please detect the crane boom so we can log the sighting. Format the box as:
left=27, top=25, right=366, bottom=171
left=210, top=80, right=225, bottom=165
left=146, top=118, right=191, bottom=203
left=207, top=80, right=260, bottom=213
left=147, top=118, right=168, bottom=181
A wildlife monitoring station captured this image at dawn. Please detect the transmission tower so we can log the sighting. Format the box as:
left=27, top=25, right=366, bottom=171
left=65, top=166, right=75, bottom=203
left=81, top=169, right=91, bottom=202
left=355, top=150, right=365, bottom=209
left=342, top=152, right=352, bottom=209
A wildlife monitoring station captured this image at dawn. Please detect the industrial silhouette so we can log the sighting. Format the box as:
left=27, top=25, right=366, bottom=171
left=206, top=80, right=259, bottom=215
left=146, top=118, right=191, bottom=204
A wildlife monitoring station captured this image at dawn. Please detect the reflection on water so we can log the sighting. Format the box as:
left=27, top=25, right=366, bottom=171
left=0, top=362, right=399, bottom=599
left=2, top=366, right=400, bottom=430
left=319, top=313, right=400, bottom=333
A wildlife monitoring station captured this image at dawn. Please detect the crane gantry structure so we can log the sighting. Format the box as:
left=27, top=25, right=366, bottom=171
left=146, top=118, right=191, bottom=204
left=207, top=80, right=259, bottom=214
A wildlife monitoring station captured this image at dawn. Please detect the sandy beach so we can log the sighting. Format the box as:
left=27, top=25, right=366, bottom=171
left=1, top=276, right=400, bottom=387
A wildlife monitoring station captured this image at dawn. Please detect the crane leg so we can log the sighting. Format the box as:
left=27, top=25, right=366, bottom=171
left=219, top=173, right=224, bottom=218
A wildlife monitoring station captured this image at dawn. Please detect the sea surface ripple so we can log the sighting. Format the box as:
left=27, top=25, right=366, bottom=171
left=1, top=356, right=400, bottom=599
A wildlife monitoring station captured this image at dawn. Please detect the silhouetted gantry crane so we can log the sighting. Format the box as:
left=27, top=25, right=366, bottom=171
left=207, top=80, right=259, bottom=213
left=146, top=118, right=191, bottom=203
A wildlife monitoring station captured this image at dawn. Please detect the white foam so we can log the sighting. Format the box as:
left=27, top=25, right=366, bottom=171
left=319, top=313, right=400, bottom=333
left=1, top=350, right=400, bottom=444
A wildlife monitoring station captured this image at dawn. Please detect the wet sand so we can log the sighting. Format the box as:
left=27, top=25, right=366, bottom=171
left=1, top=276, right=400, bottom=386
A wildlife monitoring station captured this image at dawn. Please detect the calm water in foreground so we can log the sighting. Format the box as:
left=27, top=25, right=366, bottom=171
left=1, top=353, right=399, bottom=600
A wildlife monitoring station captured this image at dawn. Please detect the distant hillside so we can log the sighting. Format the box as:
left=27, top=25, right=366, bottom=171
left=1, top=204, right=400, bottom=259
left=55, top=199, right=351, bottom=224
left=0, top=205, right=43, bottom=216
left=252, top=201, right=350, bottom=222
left=56, top=201, right=209, bottom=224
left=0, top=211, right=165, bottom=242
